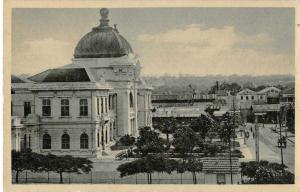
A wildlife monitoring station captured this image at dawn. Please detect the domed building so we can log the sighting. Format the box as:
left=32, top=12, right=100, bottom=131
left=11, top=8, right=153, bottom=158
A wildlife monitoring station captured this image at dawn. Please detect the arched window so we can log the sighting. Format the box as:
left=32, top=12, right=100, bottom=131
left=43, top=134, right=51, bottom=149
left=80, top=133, right=89, bottom=149
left=61, top=133, right=70, bottom=149
left=129, top=92, right=134, bottom=108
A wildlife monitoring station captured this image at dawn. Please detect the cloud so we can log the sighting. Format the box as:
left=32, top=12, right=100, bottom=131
left=12, top=38, right=75, bottom=75
left=137, top=25, right=293, bottom=76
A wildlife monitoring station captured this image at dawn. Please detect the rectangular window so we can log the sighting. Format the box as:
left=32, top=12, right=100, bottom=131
left=217, top=174, right=226, bottom=184
left=105, top=97, right=108, bottom=112
left=101, top=97, right=104, bottom=113
left=97, top=132, right=100, bottom=147
left=251, top=96, right=254, bottom=100
left=28, top=135, right=31, bottom=149
left=61, top=99, right=70, bottom=116
left=246, top=96, right=249, bottom=100
left=241, top=96, right=243, bottom=100
left=97, top=98, right=100, bottom=115
left=109, top=96, right=111, bottom=110
left=42, top=99, right=51, bottom=116
left=80, top=99, right=88, bottom=116
left=24, top=101, right=31, bottom=117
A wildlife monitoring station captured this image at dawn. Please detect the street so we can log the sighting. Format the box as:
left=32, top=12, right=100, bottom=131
left=243, top=123, right=295, bottom=173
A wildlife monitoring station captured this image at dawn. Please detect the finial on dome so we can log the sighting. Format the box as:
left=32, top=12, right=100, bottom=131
left=100, top=8, right=109, bottom=27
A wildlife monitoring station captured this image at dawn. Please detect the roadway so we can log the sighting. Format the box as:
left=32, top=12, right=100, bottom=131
left=244, top=123, right=295, bottom=173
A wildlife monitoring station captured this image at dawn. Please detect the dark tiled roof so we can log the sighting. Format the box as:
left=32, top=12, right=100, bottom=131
left=202, top=157, right=240, bottom=174
left=11, top=75, right=26, bottom=83
left=29, top=68, right=90, bottom=83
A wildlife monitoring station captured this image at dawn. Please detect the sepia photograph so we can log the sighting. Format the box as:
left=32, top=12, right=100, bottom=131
left=5, top=2, right=297, bottom=190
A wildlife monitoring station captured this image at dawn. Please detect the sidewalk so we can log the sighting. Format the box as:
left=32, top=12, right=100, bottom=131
left=237, top=137, right=253, bottom=162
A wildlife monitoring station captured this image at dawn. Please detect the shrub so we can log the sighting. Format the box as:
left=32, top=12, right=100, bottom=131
left=110, top=145, right=130, bottom=151
left=119, top=134, right=135, bottom=146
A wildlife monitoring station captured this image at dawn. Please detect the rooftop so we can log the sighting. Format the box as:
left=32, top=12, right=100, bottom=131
left=74, top=8, right=133, bottom=59
left=202, top=157, right=240, bottom=174
left=29, top=68, right=91, bottom=83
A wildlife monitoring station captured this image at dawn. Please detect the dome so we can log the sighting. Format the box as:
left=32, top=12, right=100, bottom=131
left=74, top=8, right=133, bottom=59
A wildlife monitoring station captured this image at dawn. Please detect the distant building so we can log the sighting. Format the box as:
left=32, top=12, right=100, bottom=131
left=151, top=89, right=216, bottom=108
left=257, top=86, right=281, bottom=104
left=202, top=157, right=241, bottom=184
left=236, top=87, right=283, bottom=123
left=11, top=8, right=152, bottom=158
left=236, top=88, right=266, bottom=105
left=280, top=87, right=295, bottom=104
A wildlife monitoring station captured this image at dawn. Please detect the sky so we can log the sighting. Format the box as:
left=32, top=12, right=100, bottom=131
left=11, top=8, right=295, bottom=76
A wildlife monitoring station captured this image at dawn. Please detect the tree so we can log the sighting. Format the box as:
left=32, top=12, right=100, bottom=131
left=117, top=154, right=177, bottom=184
left=174, top=158, right=202, bottom=184
left=217, top=112, right=236, bottom=144
left=191, top=114, right=216, bottom=141
left=11, top=149, right=44, bottom=183
left=160, top=118, right=176, bottom=143
left=118, top=134, right=135, bottom=146
left=186, top=158, right=203, bottom=184
left=153, top=117, right=176, bottom=143
left=247, top=106, right=255, bottom=123
left=48, top=155, right=93, bottom=184
left=241, top=161, right=294, bottom=184
left=135, top=127, right=167, bottom=157
left=172, top=127, right=197, bottom=158
left=285, top=105, right=295, bottom=133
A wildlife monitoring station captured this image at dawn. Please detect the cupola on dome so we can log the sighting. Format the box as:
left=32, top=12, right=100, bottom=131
left=74, top=8, right=133, bottom=58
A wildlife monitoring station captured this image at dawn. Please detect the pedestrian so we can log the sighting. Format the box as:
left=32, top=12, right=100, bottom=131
left=250, top=127, right=253, bottom=133
left=253, top=132, right=255, bottom=138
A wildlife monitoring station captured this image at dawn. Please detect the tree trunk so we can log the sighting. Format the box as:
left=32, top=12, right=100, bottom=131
left=147, top=173, right=149, bottom=184
left=25, top=171, right=27, bottom=184
left=59, top=172, right=63, bottom=184
left=192, top=173, right=195, bottom=184
left=180, top=173, right=182, bottom=184
left=192, top=172, right=197, bottom=184
left=15, top=171, right=19, bottom=183
left=166, top=132, right=169, bottom=143
left=135, top=174, right=137, bottom=184
left=150, top=173, right=152, bottom=184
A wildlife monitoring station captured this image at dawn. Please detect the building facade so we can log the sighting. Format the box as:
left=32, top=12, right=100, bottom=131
left=202, top=157, right=241, bottom=184
left=11, top=8, right=152, bottom=158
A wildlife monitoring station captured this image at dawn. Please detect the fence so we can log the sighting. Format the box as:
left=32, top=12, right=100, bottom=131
left=12, top=171, right=205, bottom=184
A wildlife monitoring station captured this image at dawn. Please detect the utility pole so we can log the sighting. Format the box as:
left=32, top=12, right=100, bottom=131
left=278, top=110, right=284, bottom=173
left=232, top=97, right=236, bottom=150
left=229, top=96, right=235, bottom=184
left=284, top=106, right=287, bottom=138
left=255, top=116, right=259, bottom=161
